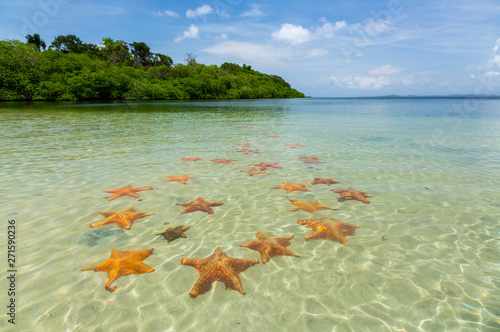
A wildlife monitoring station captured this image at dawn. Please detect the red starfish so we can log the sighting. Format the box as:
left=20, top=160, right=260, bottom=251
left=298, top=155, right=325, bottom=164
left=249, top=162, right=281, bottom=169
left=235, top=149, right=261, bottom=154
left=311, top=177, right=341, bottom=186
left=331, top=187, right=371, bottom=204
left=104, top=184, right=153, bottom=200
left=210, top=159, right=237, bottom=165
left=90, top=207, right=154, bottom=229
left=181, top=247, right=259, bottom=298
left=181, top=157, right=204, bottom=162
left=176, top=197, right=224, bottom=214
left=164, top=174, right=195, bottom=184
left=270, top=182, right=310, bottom=193
left=298, top=216, right=359, bottom=245
left=240, top=231, right=299, bottom=263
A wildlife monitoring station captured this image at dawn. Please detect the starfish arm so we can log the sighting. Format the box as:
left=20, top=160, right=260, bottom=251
left=181, top=257, right=210, bottom=270
left=255, top=231, right=270, bottom=240
left=105, top=193, right=121, bottom=200
left=176, top=203, right=189, bottom=207
left=131, top=248, right=154, bottom=260
left=276, top=235, right=295, bottom=247
left=127, top=261, right=155, bottom=274
left=189, top=273, right=215, bottom=298
left=304, top=232, right=327, bottom=241
left=81, top=260, right=113, bottom=272
left=90, top=218, right=112, bottom=228
left=99, top=211, right=116, bottom=217
left=289, top=207, right=300, bottom=212
left=269, top=247, right=300, bottom=259
left=228, top=258, right=259, bottom=274
left=219, top=272, right=246, bottom=294
left=240, top=240, right=263, bottom=251
left=125, top=191, right=140, bottom=198
left=105, top=270, right=120, bottom=292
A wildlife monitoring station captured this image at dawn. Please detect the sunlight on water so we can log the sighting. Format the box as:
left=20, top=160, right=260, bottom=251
left=0, top=98, right=499, bottom=331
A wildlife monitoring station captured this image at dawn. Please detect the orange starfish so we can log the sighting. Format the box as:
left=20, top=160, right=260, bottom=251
left=90, top=207, right=154, bottom=229
left=299, top=155, right=325, bottom=164
left=249, top=162, right=281, bottom=169
left=235, top=149, right=261, bottom=154
left=240, top=167, right=268, bottom=176
left=311, top=177, right=341, bottom=186
left=270, top=182, right=310, bottom=193
left=331, top=187, right=371, bottom=204
left=283, top=143, right=304, bottom=148
left=181, top=247, right=259, bottom=298
left=176, top=197, right=224, bottom=214
left=163, top=174, right=195, bottom=184
left=181, top=157, right=204, bottom=162
left=240, top=231, right=299, bottom=263
left=298, top=216, right=359, bottom=245
left=104, top=184, right=153, bottom=200
left=266, top=135, right=279, bottom=138
left=236, top=143, right=251, bottom=146
left=289, top=199, right=335, bottom=214
left=81, top=248, right=155, bottom=292
left=210, top=159, right=237, bottom=165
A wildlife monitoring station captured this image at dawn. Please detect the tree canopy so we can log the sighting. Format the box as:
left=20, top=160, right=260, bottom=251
left=0, top=35, right=304, bottom=101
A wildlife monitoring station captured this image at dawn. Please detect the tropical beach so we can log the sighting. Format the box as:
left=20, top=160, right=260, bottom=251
left=1, top=1, right=500, bottom=332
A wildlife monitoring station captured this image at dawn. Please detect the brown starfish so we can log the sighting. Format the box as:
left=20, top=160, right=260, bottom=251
left=298, top=216, right=359, bottom=245
left=240, top=167, right=268, bottom=176
left=90, top=207, right=154, bottom=229
left=311, top=177, right=341, bottom=186
left=270, top=182, right=310, bottom=193
left=176, top=197, right=224, bottom=214
left=283, top=143, right=304, bottom=148
left=236, top=143, right=251, bottom=146
left=156, top=225, right=190, bottom=243
left=82, top=248, right=154, bottom=292
left=181, top=247, right=259, bottom=298
left=210, top=159, right=237, bottom=165
left=164, top=174, right=195, bottom=184
left=104, top=184, right=153, bottom=200
left=331, top=187, right=371, bottom=204
left=289, top=199, right=336, bottom=214
left=240, top=231, right=299, bottom=263
left=235, top=149, right=261, bottom=154
left=181, top=157, right=204, bottom=162
left=299, top=155, right=325, bottom=164
left=249, top=162, right=281, bottom=169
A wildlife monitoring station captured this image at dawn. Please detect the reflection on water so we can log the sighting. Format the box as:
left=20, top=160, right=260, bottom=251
left=0, top=98, right=499, bottom=331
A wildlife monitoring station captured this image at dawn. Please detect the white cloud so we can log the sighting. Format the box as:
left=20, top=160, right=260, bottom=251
left=369, top=65, right=403, bottom=75
left=203, top=41, right=287, bottom=64
left=306, top=48, right=329, bottom=58
left=241, top=4, right=264, bottom=18
left=186, top=4, right=213, bottom=18
left=484, top=71, right=500, bottom=78
left=174, top=25, right=199, bottom=42
left=272, top=23, right=313, bottom=45
left=164, top=10, right=180, bottom=18
left=330, top=75, right=390, bottom=89
left=489, top=38, right=500, bottom=68
left=316, top=18, right=347, bottom=39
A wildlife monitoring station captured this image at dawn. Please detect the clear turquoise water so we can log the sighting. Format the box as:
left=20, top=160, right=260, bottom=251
left=1, top=98, right=499, bottom=331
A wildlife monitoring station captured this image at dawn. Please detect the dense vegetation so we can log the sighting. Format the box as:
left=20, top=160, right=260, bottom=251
left=0, top=34, right=304, bottom=101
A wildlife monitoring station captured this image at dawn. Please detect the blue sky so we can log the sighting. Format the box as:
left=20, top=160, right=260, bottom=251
left=1, top=0, right=499, bottom=97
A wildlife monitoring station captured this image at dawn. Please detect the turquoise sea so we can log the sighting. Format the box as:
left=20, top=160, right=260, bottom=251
left=1, top=98, right=499, bottom=331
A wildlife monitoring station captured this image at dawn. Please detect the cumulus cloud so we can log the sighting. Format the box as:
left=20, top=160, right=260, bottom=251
left=489, top=38, right=500, bottom=68
left=272, top=23, right=313, bottom=45
left=203, top=41, right=287, bottom=64
left=330, top=75, right=390, bottom=89
left=186, top=4, right=213, bottom=18
left=369, top=65, right=403, bottom=75
left=174, top=25, right=199, bottom=42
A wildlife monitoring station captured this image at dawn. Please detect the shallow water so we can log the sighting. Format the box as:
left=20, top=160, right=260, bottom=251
left=1, top=98, right=499, bottom=331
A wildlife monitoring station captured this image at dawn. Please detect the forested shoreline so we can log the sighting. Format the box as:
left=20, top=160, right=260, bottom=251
left=0, top=34, right=304, bottom=101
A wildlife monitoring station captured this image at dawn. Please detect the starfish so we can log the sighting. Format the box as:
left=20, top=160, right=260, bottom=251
left=298, top=216, right=359, bottom=245
left=235, top=149, right=261, bottom=154
left=104, top=184, right=153, bottom=200
left=311, top=177, right=341, bottom=186
left=266, top=135, right=279, bottom=138
left=81, top=248, right=155, bottom=292
left=236, top=143, right=251, bottom=146
left=210, top=159, right=237, bottom=165
left=331, top=187, right=371, bottom=204
left=181, top=247, right=259, bottom=298
left=283, top=143, right=304, bottom=148
left=249, top=162, right=281, bottom=169
left=236, top=126, right=248, bottom=128
left=90, top=207, right=154, bottom=229
left=181, top=157, right=204, bottom=162
left=270, top=182, right=310, bottom=193
left=156, top=225, right=190, bottom=243
left=164, top=174, right=195, bottom=184
left=289, top=199, right=336, bottom=214
left=240, top=231, right=299, bottom=263
left=176, top=197, right=224, bottom=214
left=299, top=155, right=325, bottom=164
left=240, top=167, right=268, bottom=176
